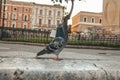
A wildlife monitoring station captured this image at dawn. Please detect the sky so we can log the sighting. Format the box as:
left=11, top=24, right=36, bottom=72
left=13, top=0, right=103, bottom=24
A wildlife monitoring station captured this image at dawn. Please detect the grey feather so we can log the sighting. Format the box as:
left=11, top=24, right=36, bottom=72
left=37, top=23, right=68, bottom=57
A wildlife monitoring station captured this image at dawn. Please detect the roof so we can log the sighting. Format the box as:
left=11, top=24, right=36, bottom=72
left=7, top=0, right=64, bottom=8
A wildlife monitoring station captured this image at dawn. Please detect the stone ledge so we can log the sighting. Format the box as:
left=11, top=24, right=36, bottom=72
left=0, top=57, right=120, bottom=80
left=0, top=40, right=120, bottom=50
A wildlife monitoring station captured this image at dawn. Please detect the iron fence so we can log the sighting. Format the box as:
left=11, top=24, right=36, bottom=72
left=0, top=27, right=120, bottom=48
left=0, top=27, right=51, bottom=44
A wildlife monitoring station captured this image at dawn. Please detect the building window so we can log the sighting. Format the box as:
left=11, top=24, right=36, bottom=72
left=14, top=8, right=16, bottom=11
left=91, top=18, right=95, bottom=23
left=40, top=10, right=43, bottom=15
left=39, top=19, right=42, bottom=26
left=24, top=8, right=28, bottom=12
left=12, top=24, right=15, bottom=28
left=24, top=15, right=28, bottom=21
left=57, top=11, right=60, bottom=17
left=25, top=9, right=28, bottom=11
left=24, top=25, right=26, bottom=28
left=49, top=10, right=52, bottom=16
left=57, top=20, right=60, bottom=26
left=99, top=19, right=102, bottom=23
left=83, top=17, right=87, bottom=22
left=12, top=14, right=16, bottom=20
left=48, top=19, right=51, bottom=26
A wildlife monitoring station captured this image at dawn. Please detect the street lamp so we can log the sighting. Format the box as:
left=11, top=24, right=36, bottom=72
left=0, top=0, right=6, bottom=40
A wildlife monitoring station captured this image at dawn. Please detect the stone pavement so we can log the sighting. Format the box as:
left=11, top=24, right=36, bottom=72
left=0, top=50, right=120, bottom=80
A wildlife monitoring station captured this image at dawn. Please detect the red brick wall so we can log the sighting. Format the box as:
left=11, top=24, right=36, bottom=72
left=0, top=1, right=32, bottom=29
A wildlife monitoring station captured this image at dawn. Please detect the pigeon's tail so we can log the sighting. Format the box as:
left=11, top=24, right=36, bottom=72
left=37, top=49, right=47, bottom=56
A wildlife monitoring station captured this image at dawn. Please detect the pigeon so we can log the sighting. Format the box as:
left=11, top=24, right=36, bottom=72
left=36, top=23, right=68, bottom=60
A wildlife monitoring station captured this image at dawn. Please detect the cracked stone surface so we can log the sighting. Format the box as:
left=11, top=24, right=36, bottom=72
left=0, top=43, right=120, bottom=80
left=0, top=51, right=120, bottom=80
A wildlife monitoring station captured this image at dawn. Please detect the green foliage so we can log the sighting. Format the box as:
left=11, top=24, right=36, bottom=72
left=51, top=0, right=68, bottom=3
left=2, top=38, right=53, bottom=43
left=65, top=0, right=68, bottom=3
left=2, top=38, right=120, bottom=48
left=51, top=0, right=81, bottom=3
left=68, top=39, right=120, bottom=48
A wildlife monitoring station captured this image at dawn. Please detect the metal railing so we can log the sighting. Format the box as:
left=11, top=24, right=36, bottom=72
left=0, top=27, right=120, bottom=48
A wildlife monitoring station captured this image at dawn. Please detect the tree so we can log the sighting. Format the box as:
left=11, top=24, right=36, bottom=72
left=51, top=0, right=82, bottom=33
left=51, top=0, right=81, bottom=19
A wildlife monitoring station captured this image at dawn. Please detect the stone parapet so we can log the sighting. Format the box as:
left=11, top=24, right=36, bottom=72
left=0, top=57, right=120, bottom=80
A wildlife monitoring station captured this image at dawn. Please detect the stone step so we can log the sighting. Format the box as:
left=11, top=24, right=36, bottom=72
left=0, top=57, right=120, bottom=80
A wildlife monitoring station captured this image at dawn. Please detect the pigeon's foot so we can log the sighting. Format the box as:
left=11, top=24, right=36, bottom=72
left=53, top=58, right=62, bottom=61
left=54, top=55, right=62, bottom=61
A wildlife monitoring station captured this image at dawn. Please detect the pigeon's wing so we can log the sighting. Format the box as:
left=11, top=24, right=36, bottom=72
left=37, top=37, right=65, bottom=56
left=47, top=37, right=65, bottom=52
left=36, top=43, right=56, bottom=56
left=37, top=49, right=47, bottom=56
left=51, top=37, right=66, bottom=55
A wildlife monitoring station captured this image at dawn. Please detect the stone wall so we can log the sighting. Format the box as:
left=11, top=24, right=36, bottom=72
left=102, top=0, right=120, bottom=34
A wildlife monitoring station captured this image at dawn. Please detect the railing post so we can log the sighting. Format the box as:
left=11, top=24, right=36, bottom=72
left=12, top=26, right=14, bottom=37
left=0, top=0, right=6, bottom=40
left=0, top=0, right=2, bottom=40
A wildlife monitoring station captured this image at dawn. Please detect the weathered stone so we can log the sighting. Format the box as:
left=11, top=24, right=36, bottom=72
left=0, top=43, right=120, bottom=80
left=0, top=57, right=120, bottom=80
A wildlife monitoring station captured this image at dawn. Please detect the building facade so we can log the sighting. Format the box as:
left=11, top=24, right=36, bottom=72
left=72, top=0, right=120, bottom=35
left=102, top=0, right=120, bottom=34
left=0, top=0, right=32, bottom=29
left=71, top=11, right=102, bottom=33
left=0, top=0, right=64, bottom=30
left=32, top=4, right=64, bottom=30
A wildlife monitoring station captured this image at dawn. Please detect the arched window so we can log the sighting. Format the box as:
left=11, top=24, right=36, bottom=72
left=91, top=17, right=95, bottom=23
left=83, top=17, right=87, bottom=22
left=49, top=10, right=52, bottom=16
left=24, top=15, right=28, bottom=21
left=12, top=23, right=16, bottom=28
left=39, top=10, right=43, bottom=15
left=99, top=19, right=102, bottom=23
left=39, top=19, right=42, bottom=26
left=12, top=14, right=16, bottom=20
left=12, top=24, right=15, bottom=28
left=57, top=11, right=60, bottom=17
left=48, top=19, right=51, bottom=26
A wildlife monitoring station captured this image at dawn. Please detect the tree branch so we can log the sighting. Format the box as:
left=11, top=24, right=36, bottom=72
left=67, top=0, right=74, bottom=19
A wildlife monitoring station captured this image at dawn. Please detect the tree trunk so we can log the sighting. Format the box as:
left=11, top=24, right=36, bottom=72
left=62, top=0, right=74, bottom=39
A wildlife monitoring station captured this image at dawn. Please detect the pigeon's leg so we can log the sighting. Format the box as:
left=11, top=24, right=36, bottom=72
left=53, top=55, right=62, bottom=61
